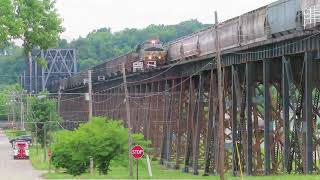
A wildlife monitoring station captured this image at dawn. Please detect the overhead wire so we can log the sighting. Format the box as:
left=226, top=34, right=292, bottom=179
left=128, top=60, right=213, bottom=99
left=65, top=31, right=320, bottom=95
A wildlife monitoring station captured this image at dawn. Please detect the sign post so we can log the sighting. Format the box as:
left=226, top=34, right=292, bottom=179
left=48, top=149, right=52, bottom=173
left=131, top=145, right=144, bottom=180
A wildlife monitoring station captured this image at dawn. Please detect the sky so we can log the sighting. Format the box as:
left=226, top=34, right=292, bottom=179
left=56, top=0, right=277, bottom=41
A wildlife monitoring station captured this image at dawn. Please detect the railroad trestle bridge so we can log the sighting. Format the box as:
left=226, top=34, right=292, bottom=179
left=57, top=32, right=320, bottom=176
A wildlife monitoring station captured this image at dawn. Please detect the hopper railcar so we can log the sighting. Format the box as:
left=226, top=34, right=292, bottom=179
left=58, top=0, right=320, bottom=91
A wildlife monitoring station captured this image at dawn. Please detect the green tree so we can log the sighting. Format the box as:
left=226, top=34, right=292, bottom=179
left=0, top=19, right=206, bottom=87
left=0, top=0, right=63, bottom=51
left=27, top=92, right=61, bottom=147
left=0, top=84, right=21, bottom=121
left=0, top=47, right=25, bottom=88
left=63, top=19, right=208, bottom=70
left=79, top=58, right=99, bottom=70
left=17, top=0, right=64, bottom=51
left=0, top=0, right=23, bottom=47
left=52, top=117, right=150, bottom=176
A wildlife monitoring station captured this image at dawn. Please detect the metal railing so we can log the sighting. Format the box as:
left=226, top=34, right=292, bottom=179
left=303, top=5, right=320, bottom=29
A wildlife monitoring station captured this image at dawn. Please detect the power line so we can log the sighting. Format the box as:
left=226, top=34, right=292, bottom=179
left=128, top=60, right=213, bottom=99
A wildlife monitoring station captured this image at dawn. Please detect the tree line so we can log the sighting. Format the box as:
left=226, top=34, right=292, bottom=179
left=59, top=19, right=208, bottom=70
left=0, top=19, right=208, bottom=87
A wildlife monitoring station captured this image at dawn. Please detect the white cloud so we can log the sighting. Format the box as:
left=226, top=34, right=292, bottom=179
left=56, top=0, right=277, bottom=39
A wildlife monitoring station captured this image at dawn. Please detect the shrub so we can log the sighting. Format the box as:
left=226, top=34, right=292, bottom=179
left=51, top=117, right=150, bottom=176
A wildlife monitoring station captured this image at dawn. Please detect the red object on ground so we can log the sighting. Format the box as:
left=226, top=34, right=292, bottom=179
left=130, top=145, right=144, bottom=159
left=16, top=142, right=27, bottom=159
left=48, top=149, right=52, bottom=157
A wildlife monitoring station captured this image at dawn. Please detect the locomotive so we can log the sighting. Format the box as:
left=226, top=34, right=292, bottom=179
left=133, top=39, right=167, bottom=72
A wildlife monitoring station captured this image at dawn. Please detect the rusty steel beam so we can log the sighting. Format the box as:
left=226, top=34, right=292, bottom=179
left=304, top=52, right=314, bottom=174
left=192, top=74, right=204, bottom=175
left=175, top=78, right=184, bottom=169
left=146, top=83, right=153, bottom=140
left=183, top=77, right=194, bottom=173
left=282, top=56, right=290, bottom=173
left=264, top=59, right=271, bottom=175
left=166, top=80, right=174, bottom=162
left=143, top=83, right=150, bottom=138
left=246, top=63, right=253, bottom=175
left=153, top=82, right=161, bottom=160
left=160, top=80, right=169, bottom=163
left=231, top=66, right=239, bottom=176
left=204, top=70, right=217, bottom=175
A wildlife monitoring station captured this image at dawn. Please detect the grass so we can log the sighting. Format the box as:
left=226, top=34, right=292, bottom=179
left=4, top=129, right=30, bottom=139
left=44, top=159, right=213, bottom=179
left=42, top=159, right=320, bottom=179
left=7, top=132, right=320, bottom=179
left=4, top=129, right=18, bottom=139
left=29, top=147, right=50, bottom=170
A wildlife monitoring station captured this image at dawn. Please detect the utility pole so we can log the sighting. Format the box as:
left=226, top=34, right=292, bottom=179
left=215, top=11, right=225, bottom=180
left=20, top=92, right=24, bottom=130
left=28, top=51, right=32, bottom=94
left=43, top=122, right=47, bottom=162
left=20, top=76, right=25, bottom=130
left=11, top=94, right=16, bottom=130
left=88, top=70, right=93, bottom=120
left=122, top=63, right=133, bottom=177
left=58, top=87, right=61, bottom=114
left=23, top=71, right=26, bottom=89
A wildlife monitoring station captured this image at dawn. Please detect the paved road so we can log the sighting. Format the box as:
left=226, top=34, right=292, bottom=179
left=0, top=129, right=43, bottom=180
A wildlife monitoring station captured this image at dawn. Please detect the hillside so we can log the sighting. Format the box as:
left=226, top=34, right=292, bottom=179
left=0, top=19, right=209, bottom=87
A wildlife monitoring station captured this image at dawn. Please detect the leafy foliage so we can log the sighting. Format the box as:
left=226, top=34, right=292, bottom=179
left=27, top=92, right=61, bottom=147
left=61, top=20, right=208, bottom=70
left=51, top=117, right=150, bottom=176
left=1, top=0, right=63, bottom=51
left=0, top=47, right=25, bottom=88
left=0, top=84, right=21, bottom=120
left=0, top=0, right=23, bottom=47
left=17, top=0, right=64, bottom=51
left=0, top=20, right=207, bottom=87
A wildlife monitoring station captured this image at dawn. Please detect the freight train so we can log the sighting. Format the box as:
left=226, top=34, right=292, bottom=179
left=59, top=0, right=320, bottom=90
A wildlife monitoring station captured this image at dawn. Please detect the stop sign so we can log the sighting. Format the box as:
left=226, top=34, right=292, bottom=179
left=131, top=145, right=144, bottom=159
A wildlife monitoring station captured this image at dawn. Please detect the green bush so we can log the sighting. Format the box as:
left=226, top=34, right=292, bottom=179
left=27, top=92, right=61, bottom=147
left=51, top=117, right=150, bottom=176
left=15, top=130, right=27, bottom=136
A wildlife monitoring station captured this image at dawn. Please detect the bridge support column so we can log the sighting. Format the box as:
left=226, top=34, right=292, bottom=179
left=304, top=52, right=314, bottom=174
left=204, top=70, right=217, bottom=175
left=147, top=83, right=153, bottom=140
left=175, top=78, right=184, bottom=169
left=264, top=59, right=271, bottom=175
left=183, top=77, right=194, bottom=173
left=192, top=74, right=204, bottom=175
left=153, top=82, right=161, bottom=160
left=138, top=84, right=143, bottom=132
left=167, top=80, right=174, bottom=162
left=282, top=56, right=290, bottom=173
left=143, top=83, right=150, bottom=139
left=231, top=66, right=239, bottom=176
left=160, top=80, right=169, bottom=163
left=246, top=63, right=253, bottom=175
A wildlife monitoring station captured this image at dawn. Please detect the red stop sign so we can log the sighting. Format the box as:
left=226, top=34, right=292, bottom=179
left=131, top=145, right=144, bottom=159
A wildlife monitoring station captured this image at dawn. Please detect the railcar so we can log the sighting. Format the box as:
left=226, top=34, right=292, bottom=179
left=58, top=0, right=320, bottom=91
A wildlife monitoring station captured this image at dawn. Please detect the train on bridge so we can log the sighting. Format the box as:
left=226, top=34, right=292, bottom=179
left=58, top=0, right=320, bottom=91
left=53, top=0, right=320, bottom=177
